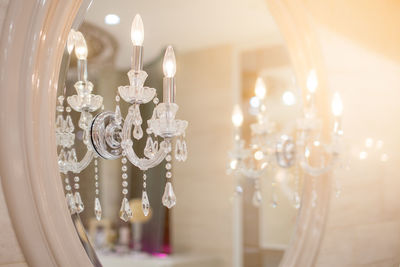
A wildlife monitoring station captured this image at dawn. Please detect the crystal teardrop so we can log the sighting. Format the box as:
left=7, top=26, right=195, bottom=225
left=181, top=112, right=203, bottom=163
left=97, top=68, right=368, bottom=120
left=66, top=193, right=77, bottom=214
left=119, top=197, right=133, bottom=222
left=144, top=136, right=154, bottom=158
left=252, top=190, right=262, bottom=207
left=56, top=115, right=64, bottom=132
left=74, top=192, right=84, bottom=213
left=79, top=111, right=93, bottom=130
left=175, top=139, right=182, bottom=161
left=133, top=124, right=143, bottom=140
left=181, top=140, right=188, bottom=161
left=271, top=193, right=278, bottom=208
left=58, top=95, right=65, bottom=105
left=133, top=104, right=143, bottom=125
left=142, top=191, right=150, bottom=216
left=65, top=115, right=74, bottom=132
left=94, top=197, right=102, bottom=221
left=114, top=105, right=122, bottom=125
left=162, top=182, right=176, bottom=209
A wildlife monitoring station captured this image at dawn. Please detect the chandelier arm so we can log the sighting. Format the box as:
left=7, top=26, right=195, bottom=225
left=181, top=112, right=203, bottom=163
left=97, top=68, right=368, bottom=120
left=59, top=149, right=94, bottom=174
left=121, top=108, right=168, bottom=171
left=298, top=146, right=339, bottom=177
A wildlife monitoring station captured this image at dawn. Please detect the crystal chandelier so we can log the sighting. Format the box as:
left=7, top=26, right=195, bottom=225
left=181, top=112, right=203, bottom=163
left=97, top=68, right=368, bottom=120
left=57, top=14, right=188, bottom=222
left=227, top=70, right=343, bottom=208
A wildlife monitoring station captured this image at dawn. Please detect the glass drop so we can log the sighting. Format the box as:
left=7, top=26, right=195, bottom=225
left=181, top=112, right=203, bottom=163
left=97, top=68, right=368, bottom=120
left=66, top=193, right=77, bottom=214
left=142, top=191, right=150, bottom=217
left=133, top=124, right=143, bottom=140
left=74, top=192, right=84, bottom=213
left=162, top=182, right=176, bottom=209
left=94, top=197, right=102, bottom=221
left=119, top=197, right=133, bottom=222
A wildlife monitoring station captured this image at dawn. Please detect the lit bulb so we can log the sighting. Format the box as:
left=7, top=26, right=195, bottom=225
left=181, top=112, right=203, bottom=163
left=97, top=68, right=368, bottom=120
left=254, top=77, right=266, bottom=99
left=163, top=46, right=176, bottom=78
left=282, top=91, right=296, bottom=106
left=74, top=31, right=88, bottom=60
left=254, top=150, right=263, bottom=161
left=67, top=29, right=76, bottom=54
left=307, top=69, right=318, bottom=94
left=331, top=92, right=343, bottom=116
left=231, top=105, right=243, bottom=128
left=131, top=14, right=144, bottom=46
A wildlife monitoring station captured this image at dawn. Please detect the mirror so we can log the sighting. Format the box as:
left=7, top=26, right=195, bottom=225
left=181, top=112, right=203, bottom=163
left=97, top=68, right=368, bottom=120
left=55, top=1, right=330, bottom=266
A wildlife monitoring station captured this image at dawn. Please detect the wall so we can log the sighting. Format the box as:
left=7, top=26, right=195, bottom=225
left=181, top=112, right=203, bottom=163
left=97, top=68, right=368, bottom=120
left=172, top=45, right=236, bottom=267
left=0, top=0, right=28, bottom=266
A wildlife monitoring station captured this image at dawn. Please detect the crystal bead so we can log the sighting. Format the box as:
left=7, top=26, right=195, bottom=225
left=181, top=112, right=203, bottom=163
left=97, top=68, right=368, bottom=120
left=122, top=188, right=128, bottom=195
left=58, top=95, right=65, bottom=105
left=166, top=154, right=172, bottom=161
left=162, top=182, right=176, bottom=209
left=166, top=171, right=172, bottom=179
left=56, top=105, right=64, bottom=112
left=74, top=192, right=84, bottom=213
left=74, top=176, right=80, bottom=182
left=94, top=197, right=102, bottom=221
left=153, top=97, right=159, bottom=104
left=78, top=111, right=93, bottom=130
left=122, top=173, right=128, bottom=179
left=122, top=165, right=127, bottom=172
left=66, top=193, right=77, bottom=214
left=94, top=160, right=98, bottom=166
left=121, top=157, right=127, bottom=164
left=95, top=167, right=98, bottom=172
left=55, top=115, right=64, bottom=132
left=115, top=95, right=120, bottom=102
left=143, top=173, right=147, bottom=180
left=65, top=185, right=71, bottom=191
left=119, top=197, right=133, bottom=222
left=166, top=163, right=172, bottom=170
left=64, top=178, right=69, bottom=184
left=252, top=190, right=262, bottom=207
left=74, top=184, right=80, bottom=190
left=95, top=189, right=99, bottom=195
left=142, top=191, right=150, bottom=216
left=122, top=181, right=128, bottom=187
left=133, top=124, right=143, bottom=140
left=66, top=106, right=71, bottom=113
left=143, top=182, right=146, bottom=188
left=95, top=174, right=98, bottom=180
left=95, top=182, right=99, bottom=187
left=114, top=105, right=122, bottom=125
left=175, top=139, right=182, bottom=161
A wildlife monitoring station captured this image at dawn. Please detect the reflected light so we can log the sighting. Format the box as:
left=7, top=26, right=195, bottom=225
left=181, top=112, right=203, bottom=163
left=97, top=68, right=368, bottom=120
left=380, top=153, right=389, bottom=162
left=105, top=14, right=120, bottom=25
left=254, top=150, right=263, bottom=161
left=282, top=91, right=296, bottom=106
left=230, top=159, right=238, bottom=169
left=359, top=151, right=368, bottom=160
left=307, top=69, right=318, bottom=93
left=231, top=105, right=243, bottom=127
left=331, top=92, right=343, bottom=116
left=365, top=138, right=374, bottom=148
left=249, top=96, right=260, bottom=108
left=254, top=77, right=266, bottom=99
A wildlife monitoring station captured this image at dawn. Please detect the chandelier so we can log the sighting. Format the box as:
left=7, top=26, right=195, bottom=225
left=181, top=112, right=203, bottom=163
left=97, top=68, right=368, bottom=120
left=227, top=71, right=343, bottom=208
left=56, top=14, right=188, bottom=222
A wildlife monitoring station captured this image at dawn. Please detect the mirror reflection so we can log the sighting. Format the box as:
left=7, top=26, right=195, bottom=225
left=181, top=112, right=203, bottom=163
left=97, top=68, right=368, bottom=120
left=55, top=1, right=339, bottom=266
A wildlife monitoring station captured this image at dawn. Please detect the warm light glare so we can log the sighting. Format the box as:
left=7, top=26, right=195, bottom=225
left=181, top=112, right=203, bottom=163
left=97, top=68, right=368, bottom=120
left=380, top=153, right=389, bottom=162
left=282, top=91, right=296, bottom=106
left=249, top=96, right=260, bottom=108
left=105, top=14, right=120, bottom=25
left=313, top=140, right=321, bottom=147
left=254, top=77, right=267, bottom=99
left=131, top=14, right=144, bottom=46
left=163, top=46, right=176, bottom=78
left=67, top=29, right=76, bottom=54
left=376, top=140, right=384, bottom=149
left=230, top=159, right=238, bottom=170
left=331, top=92, right=343, bottom=116
left=359, top=151, right=368, bottom=160
left=307, top=69, right=318, bottom=93
left=232, top=105, right=243, bottom=128
left=74, top=32, right=88, bottom=60
left=254, top=150, right=263, bottom=161
left=365, top=138, right=374, bottom=148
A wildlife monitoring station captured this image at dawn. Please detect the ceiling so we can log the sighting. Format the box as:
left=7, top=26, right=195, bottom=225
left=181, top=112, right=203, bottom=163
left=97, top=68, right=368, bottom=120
left=84, top=0, right=280, bottom=69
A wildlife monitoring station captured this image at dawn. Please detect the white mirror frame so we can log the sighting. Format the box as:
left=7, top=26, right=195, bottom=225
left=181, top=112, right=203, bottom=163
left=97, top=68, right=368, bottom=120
left=0, top=0, right=332, bottom=266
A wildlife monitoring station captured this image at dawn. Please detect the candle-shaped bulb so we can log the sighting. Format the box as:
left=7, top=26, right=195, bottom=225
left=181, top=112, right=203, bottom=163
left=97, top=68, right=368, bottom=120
left=254, top=77, right=266, bottom=99
left=232, top=105, right=243, bottom=128
left=131, top=14, right=144, bottom=46
left=307, top=69, right=318, bottom=94
left=74, top=32, right=88, bottom=60
left=331, top=92, right=343, bottom=116
left=67, top=29, right=76, bottom=55
left=163, top=46, right=176, bottom=78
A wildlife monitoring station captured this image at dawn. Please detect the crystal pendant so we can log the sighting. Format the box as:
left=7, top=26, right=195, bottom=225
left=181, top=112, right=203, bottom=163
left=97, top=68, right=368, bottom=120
left=65, top=115, right=74, bottom=132
left=119, top=197, right=133, bottom=222
left=66, top=193, right=77, bottom=214
left=133, top=124, right=143, bottom=140
left=142, top=191, right=150, bottom=216
left=175, top=139, right=182, bottom=161
left=74, top=192, right=84, bottom=213
left=252, top=190, right=262, bottom=207
left=78, top=111, right=93, bottom=130
left=94, top=197, right=102, bottom=221
left=271, top=193, right=278, bottom=208
left=144, top=136, right=155, bottom=158
left=133, top=104, right=143, bottom=125
left=56, top=115, right=64, bottom=132
left=181, top=140, right=188, bottom=161
left=114, top=105, right=122, bottom=125
left=162, top=182, right=176, bottom=209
